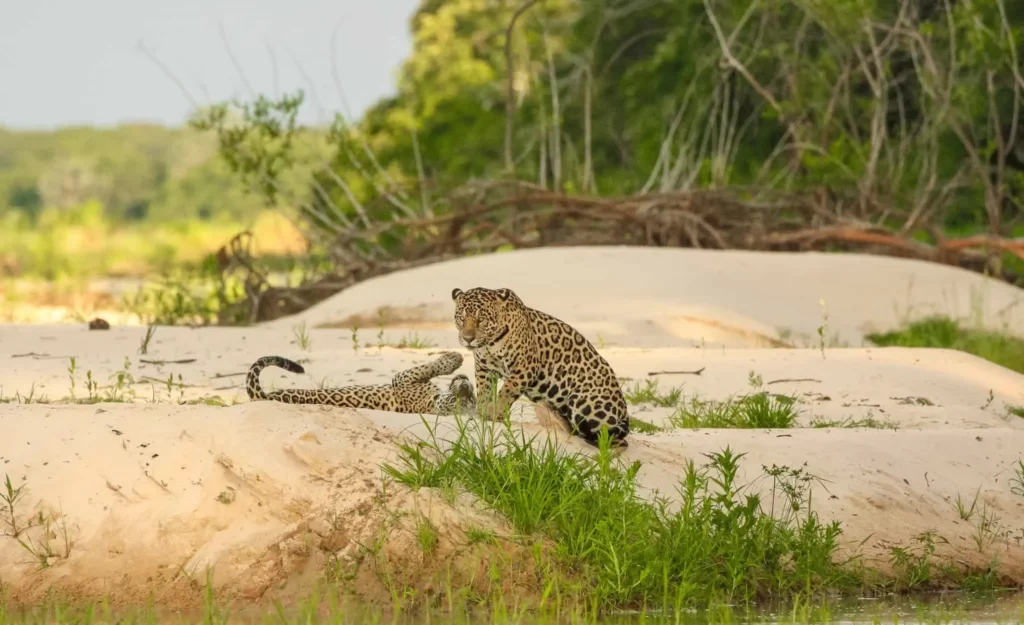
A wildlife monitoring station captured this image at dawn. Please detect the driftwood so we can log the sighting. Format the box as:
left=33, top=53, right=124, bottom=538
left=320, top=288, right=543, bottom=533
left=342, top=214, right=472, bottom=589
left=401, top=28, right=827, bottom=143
left=212, top=181, right=1024, bottom=324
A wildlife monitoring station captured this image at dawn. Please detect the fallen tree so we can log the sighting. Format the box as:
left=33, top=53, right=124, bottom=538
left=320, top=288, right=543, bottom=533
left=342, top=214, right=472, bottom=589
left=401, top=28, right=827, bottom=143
left=213, top=181, right=1024, bottom=324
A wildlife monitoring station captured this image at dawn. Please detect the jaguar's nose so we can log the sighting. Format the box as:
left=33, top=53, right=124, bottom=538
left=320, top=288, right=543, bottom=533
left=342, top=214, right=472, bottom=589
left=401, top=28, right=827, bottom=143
left=461, top=318, right=477, bottom=342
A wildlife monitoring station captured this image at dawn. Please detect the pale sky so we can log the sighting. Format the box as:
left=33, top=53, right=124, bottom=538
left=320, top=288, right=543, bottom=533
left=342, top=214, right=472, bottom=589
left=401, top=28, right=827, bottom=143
left=0, top=0, right=420, bottom=129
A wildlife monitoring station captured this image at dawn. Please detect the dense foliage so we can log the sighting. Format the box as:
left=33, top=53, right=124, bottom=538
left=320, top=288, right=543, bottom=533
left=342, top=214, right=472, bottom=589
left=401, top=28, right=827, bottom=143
left=5, top=0, right=1023, bottom=273
left=195, top=0, right=1024, bottom=247
left=0, top=125, right=268, bottom=224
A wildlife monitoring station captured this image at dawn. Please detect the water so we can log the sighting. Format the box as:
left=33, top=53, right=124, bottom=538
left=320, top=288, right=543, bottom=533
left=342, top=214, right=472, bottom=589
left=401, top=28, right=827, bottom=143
left=10, top=592, right=1017, bottom=625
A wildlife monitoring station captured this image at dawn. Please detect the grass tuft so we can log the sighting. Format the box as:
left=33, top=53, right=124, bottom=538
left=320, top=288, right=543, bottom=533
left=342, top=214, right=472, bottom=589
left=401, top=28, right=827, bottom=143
left=809, top=415, right=900, bottom=430
left=623, top=379, right=683, bottom=407
left=670, top=392, right=799, bottom=429
left=628, top=417, right=665, bottom=434
left=1011, top=460, right=1024, bottom=498
left=866, top=316, right=1024, bottom=374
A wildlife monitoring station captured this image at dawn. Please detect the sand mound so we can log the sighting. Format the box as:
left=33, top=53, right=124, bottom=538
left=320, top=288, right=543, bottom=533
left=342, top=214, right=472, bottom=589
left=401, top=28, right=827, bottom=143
left=0, top=398, right=546, bottom=608
left=2, top=248, right=1024, bottom=607
left=268, top=247, right=1024, bottom=348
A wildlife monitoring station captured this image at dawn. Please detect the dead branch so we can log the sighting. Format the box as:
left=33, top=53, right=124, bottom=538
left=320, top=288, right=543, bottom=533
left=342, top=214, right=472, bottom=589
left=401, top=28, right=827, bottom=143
left=216, top=180, right=1024, bottom=323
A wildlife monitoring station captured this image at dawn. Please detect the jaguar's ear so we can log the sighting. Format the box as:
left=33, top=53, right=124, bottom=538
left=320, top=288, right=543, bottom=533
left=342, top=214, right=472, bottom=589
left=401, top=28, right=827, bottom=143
left=451, top=288, right=464, bottom=301
left=495, top=288, right=514, bottom=301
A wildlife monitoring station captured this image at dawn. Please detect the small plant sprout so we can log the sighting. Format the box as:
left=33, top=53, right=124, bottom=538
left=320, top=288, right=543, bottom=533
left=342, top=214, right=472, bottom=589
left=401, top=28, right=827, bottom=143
left=1010, top=460, right=1024, bottom=498
left=1, top=474, right=71, bottom=567
left=395, top=332, right=436, bottom=349
left=14, top=383, right=39, bottom=405
left=817, top=298, right=829, bottom=359
left=104, top=357, right=136, bottom=402
left=416, top=517, right=439, bottom=555
left=971, top=501, right=1002, bottom=553
left=2, top=473, right=27, bottom=537
left=954, top=487, right=981, bottom=521
left=138, top=324, right=157, bottom=355
left=351, top=324, right=360, bottom=353
left=67, top=357, right=77, bottom=400
left=293, top=321, right=311, bottom=351
left=85, top=370, right=98, bottom=402
left=748, top=370, right=764, bottom=388
left=889, top=531, right=944, bottom=590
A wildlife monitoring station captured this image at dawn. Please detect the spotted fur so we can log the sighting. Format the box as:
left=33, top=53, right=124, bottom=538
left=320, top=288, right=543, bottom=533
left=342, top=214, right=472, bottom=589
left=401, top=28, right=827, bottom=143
left=246, top=351, right=476, bottom=415
left=451, top=286, right=630, bottom=448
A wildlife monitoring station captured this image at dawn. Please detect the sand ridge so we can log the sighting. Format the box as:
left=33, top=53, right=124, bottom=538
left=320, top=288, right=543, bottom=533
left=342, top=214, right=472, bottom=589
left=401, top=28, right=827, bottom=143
left=268, top=246, right=1024, bottom=348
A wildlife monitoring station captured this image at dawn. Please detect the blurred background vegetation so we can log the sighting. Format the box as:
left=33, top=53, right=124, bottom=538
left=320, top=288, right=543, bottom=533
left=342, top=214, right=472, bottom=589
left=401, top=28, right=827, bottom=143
left=3, top=0, right=1023, bottom=326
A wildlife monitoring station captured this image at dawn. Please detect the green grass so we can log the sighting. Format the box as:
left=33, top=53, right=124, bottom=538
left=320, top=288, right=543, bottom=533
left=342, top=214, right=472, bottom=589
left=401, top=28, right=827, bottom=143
left=628, top=417, right=665, bottom=434
left=866, top=316, right=1024, bottom=374
left=623, top=379, right=683, bottom=407
left=1011, top=460, right=1024, bottom=498
left=809, top=416, right=900, bottom=430
left=5, top=587, right=1024, bottom=625
left=670, top=392, right=800, bottom=429
left=624, top=378, right=801, bottom=430
left=381, top=417, right=1019, bottom=611
left=382, top=416, right=855, bottom=610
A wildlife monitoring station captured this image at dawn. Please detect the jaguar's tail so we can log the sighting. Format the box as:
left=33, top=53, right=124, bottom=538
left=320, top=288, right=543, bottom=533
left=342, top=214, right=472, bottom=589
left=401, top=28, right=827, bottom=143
left=246, top=356, right=305, bottom=400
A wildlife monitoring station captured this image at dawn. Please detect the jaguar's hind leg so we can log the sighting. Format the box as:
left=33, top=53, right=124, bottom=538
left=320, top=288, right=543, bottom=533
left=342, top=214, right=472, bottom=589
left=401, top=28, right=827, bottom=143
left=388, top=353, right=475, bottom=415
left=391, top=351, right=464, bottom=386
left=534, top=402, right=574, bottom=436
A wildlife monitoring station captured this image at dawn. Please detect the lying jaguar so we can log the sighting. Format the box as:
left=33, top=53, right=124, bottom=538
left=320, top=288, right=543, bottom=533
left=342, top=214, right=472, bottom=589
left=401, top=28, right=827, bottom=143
left=246, top=350, right=476, bottom=415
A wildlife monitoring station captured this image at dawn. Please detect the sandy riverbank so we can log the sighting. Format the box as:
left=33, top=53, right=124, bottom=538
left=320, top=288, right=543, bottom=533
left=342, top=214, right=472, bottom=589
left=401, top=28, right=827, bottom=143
left=1, top=248, right=1023, bottom=608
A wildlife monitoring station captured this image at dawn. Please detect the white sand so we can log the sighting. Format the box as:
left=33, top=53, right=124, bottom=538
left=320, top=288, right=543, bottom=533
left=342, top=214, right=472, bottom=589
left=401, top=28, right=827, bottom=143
left=1, top=247, right=1023, bottom=607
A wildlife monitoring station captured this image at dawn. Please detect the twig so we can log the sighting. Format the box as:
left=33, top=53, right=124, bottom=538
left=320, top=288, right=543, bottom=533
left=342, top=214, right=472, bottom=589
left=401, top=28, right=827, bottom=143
left=647, top=367, right=705, bottom=376
left=140, top=358, right=197, bottom=365
left=140, top=376, right=195, bottom=387
left=767, top=378, right=821, bottom=385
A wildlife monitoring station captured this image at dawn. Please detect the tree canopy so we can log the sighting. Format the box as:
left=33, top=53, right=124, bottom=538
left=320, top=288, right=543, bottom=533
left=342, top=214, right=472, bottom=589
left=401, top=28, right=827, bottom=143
left=7, top=0, right=1023, bottom=247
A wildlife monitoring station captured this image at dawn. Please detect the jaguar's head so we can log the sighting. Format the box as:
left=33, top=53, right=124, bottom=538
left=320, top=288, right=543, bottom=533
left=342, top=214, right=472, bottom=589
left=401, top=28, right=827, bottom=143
left=450, top=286, right=523, bottom=349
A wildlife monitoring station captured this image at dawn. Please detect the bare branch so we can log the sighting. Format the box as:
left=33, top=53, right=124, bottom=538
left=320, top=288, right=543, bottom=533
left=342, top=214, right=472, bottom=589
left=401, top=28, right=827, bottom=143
left=505, top=0, right=541, bottom=173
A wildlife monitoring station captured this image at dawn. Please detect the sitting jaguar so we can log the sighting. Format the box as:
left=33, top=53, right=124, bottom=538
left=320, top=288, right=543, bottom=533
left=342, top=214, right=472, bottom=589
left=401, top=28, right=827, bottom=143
left=246, top=350, right=476, bottom=415
left=451, top=286, right=630, bottom=448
